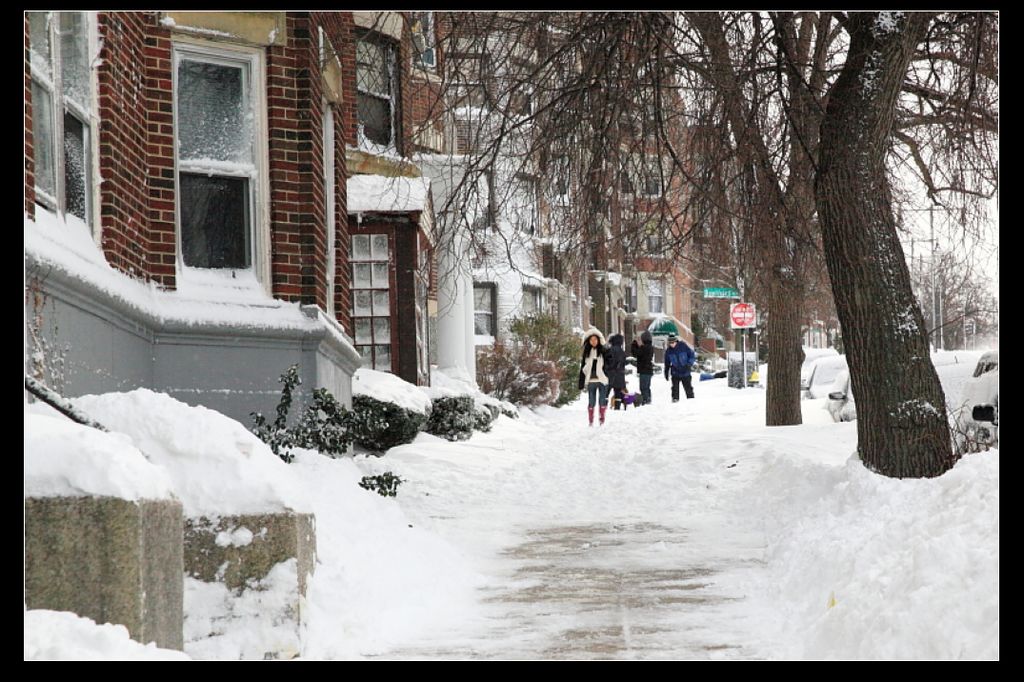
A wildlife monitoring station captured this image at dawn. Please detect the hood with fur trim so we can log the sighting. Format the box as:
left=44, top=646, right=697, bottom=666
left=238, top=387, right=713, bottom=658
left=581, top=328, right=607, bottom=349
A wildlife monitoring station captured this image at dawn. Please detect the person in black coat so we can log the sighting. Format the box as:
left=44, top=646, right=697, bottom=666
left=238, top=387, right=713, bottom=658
left=606, top=333, right=628, bottom=410
left=630, top=330, right=655, bottom=405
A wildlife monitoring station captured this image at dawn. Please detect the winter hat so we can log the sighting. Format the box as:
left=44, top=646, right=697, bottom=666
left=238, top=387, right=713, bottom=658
left=609, top=333, right=624, bottom=347
left=668, top=333, right=678, bottom=342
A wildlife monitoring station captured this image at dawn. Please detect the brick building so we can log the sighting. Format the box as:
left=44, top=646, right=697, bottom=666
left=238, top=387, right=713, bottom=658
left=24, top=11, right=441, bottom=421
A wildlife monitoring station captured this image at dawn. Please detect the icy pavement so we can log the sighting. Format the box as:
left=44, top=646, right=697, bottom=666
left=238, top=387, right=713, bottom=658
left=363, top=375, right=833, bottom=660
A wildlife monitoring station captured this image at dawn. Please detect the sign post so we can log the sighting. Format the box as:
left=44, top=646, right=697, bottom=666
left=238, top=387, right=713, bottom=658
left=730, top=303, right=757, bottom=389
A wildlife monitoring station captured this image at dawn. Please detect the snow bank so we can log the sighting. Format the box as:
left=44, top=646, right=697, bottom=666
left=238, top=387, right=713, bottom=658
left=25, top=610, right=191, bottom=660
left=25, top=412, right=176, bottom=502
left=352, top=368, right=431, bottom=414
left=184, top=560, right=302, bottom=660
left=743, top=449, right=998, bottom=660
left=73, top=389, right=309, bottom=517
left=290, top=449, right=485, bottom=658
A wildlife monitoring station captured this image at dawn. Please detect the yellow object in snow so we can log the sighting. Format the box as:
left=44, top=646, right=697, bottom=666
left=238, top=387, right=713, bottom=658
left=827, top=591, right=837, bottom=609
left=749, top=370, right=760, bottom=383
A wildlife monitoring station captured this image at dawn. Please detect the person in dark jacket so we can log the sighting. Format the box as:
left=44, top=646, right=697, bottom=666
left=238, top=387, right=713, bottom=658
left=663, top=334, right=696, bottom=402
left=630, top=330, right=655, bottom=406
left=578, top=328, right=610, bottom=425
left=606, top=333, right=628, bottom=410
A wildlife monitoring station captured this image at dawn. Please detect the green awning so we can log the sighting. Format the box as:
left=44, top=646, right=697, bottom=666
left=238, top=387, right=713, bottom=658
left=647, top=317, right=679, bottom=336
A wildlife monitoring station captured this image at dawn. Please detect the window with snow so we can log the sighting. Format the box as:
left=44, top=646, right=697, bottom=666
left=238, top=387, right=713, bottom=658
left=522, top=286, right=544, bottom=318
left=474, top=284, right=496, bottom=336
left=647, top=279, right=664, bottom=314
left=356, top=32, right=399, bottom=150
left=29, top=11, right=94, bottom=226
left=174, top=45, right=260, bottom=270
left=351, top=234, right=393, bottom=372
left=411, top=12, right=436, bottom=70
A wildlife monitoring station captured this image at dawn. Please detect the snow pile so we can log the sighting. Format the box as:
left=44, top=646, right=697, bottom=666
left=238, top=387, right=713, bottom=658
left=25, top=610, right=191, bottom=660
left=347, top=174, right=430, bottom=214
left=741, top=449, right=998, bottom=660
left=73, top=389, right=309, bottom=517
left=290, top=449, right=486, bottom=658
left=352, top=368, right=431, bottom=414
left=184, top=560, right=302, bottom=660
left=25, top=411, right=176, bottom=502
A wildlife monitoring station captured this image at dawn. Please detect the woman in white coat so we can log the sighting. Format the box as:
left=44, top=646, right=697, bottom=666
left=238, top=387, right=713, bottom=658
left=577, top=328, right=610, bottom=426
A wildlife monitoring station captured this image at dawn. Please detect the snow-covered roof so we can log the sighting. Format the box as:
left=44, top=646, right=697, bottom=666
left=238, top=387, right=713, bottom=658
left=347, top=174, right=431, bottom=214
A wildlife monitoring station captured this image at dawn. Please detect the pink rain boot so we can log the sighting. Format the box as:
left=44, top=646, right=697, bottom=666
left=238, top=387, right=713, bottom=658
left=599, top=406, right=607, bottom=425
left=588, top=407, right=594, bottom=426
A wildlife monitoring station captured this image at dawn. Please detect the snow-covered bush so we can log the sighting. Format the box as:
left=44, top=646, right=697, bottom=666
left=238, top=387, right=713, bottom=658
left=474, top=402, right=499, bottom=433
left=350, top=395, right=428, bottom=453
left=358, top=472, right=404, bottom=498
left=476, top=341, right=560, bottom=407
left=251, top=365, right=380, bottom=461
left=425, top=395, right=476, bottom=441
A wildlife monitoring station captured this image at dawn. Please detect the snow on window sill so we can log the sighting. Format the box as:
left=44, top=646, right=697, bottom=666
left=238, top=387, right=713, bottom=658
left=175, top=266, right=275, bottom=305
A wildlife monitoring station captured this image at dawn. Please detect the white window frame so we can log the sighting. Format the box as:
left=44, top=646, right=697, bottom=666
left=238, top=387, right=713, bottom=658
left=474, top=283, right=497, bottom=336
left=171, top=39, right=270, bottom=289
left=356, top=31, right=399, bottom=153
left=29, top=11, right=100, bottom=238
left=522, top=285, right=543, bottom=317
left=323, top=101, right=336, bottom=317
left=648, top=278, right=664, bottom=314
left=351, top=233, right=393, bottom=372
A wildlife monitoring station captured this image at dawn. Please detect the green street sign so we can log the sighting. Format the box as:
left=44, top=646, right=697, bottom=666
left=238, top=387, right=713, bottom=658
left=704, top=287, right=741, bottom=299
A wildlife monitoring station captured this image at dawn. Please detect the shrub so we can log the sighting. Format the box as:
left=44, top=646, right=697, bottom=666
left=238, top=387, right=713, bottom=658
left=425, top=395, right=476, bottom=441
left=359, top=472, right=404, bottom=498
left=509, top=314, right=582, bottom=406
left=251, top=365, right=390, bottom=462
left=474, top=401, right=499, bottom=432
left=476, top=341, right=561, bottom=407
left=350, top=395, right=428, bottom=452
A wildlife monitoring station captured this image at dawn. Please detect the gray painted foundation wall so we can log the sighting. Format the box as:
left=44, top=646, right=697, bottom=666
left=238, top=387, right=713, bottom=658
left=26, top=266, right=363, bottom=426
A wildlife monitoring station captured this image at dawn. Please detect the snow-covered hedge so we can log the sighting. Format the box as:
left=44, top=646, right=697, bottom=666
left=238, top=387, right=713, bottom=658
left=350, top=395, right=429, bottom=452
left=424, top=395, right=476, bottom=441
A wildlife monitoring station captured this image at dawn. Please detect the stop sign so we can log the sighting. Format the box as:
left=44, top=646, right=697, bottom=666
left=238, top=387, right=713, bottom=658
left=730, top=302, right=756, bottom=329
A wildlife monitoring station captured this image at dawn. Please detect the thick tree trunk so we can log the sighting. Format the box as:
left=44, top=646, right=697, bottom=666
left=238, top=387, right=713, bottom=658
left=815, top=12, right=955, bottom=477
left=692, top=13, right=806, bottom=426
left=765, top=283, right=805, bottom=426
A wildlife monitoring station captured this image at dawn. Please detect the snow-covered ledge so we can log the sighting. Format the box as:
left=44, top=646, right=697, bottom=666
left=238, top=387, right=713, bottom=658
left=25, top=211, right=362, bottom=423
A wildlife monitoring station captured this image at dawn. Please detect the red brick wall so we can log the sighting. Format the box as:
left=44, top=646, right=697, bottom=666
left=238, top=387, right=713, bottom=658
left=25, top=15, right=34, bottom=218
left=142, top=19, right=176, bottom=287
left=96, top=12, right=157, bottom=283
left=267, top=15, right=305, bottom=303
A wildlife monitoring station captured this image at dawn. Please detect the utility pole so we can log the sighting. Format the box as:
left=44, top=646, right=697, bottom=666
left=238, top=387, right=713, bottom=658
left=930, top=206, right=942, bottom=351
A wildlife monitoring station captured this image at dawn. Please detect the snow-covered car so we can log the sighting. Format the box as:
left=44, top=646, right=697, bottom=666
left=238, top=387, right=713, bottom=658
left=800, top=347, right=839, bottom=393
left=803, top=354, right=848, bottom=399
left=953, top=350, right=999, bottom=453
left=826, top=369, right=857, bottom=422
